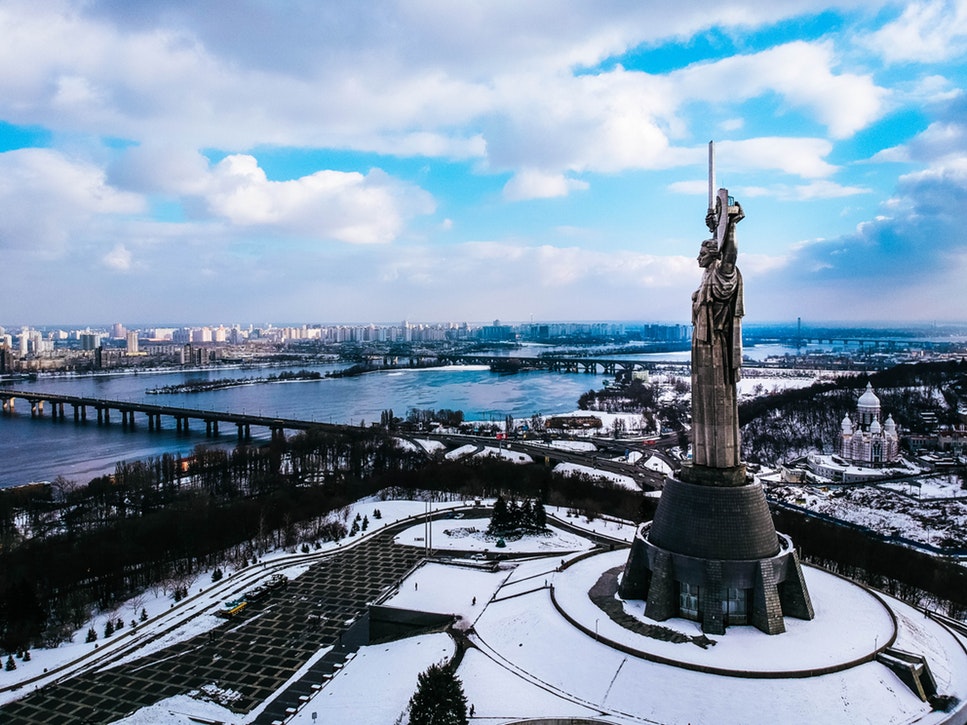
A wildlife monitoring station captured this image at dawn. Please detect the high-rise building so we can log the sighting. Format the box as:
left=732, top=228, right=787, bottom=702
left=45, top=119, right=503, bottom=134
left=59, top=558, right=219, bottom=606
left=80, top=332, right=101, bottom=351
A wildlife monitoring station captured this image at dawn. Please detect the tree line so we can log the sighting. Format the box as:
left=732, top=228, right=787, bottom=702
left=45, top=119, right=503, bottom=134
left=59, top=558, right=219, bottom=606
left=0, top=429, right=654, bottom=653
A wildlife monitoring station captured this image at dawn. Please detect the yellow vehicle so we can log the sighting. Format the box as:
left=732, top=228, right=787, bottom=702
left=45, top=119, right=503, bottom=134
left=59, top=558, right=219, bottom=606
left=216, top=598, right=247, bottom=618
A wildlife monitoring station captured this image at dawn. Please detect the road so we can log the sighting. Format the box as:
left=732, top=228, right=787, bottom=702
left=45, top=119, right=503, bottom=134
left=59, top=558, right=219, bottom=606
left=422, top=431, right=670, bottom=491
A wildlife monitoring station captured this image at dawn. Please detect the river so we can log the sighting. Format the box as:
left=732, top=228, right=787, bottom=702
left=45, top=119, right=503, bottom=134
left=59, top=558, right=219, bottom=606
left=0, top=341, right=825, bottom=489
left=0, top=362, right=612, bottom=488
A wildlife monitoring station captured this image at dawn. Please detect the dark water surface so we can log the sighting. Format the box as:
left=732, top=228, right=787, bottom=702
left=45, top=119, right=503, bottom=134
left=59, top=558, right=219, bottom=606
left=0, top=341, right=813, bottom=488
left=0, top=363, right=609, bottom=488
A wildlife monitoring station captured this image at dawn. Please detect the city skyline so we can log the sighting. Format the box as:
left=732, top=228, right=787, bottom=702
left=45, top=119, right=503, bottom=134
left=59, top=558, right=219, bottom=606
left=2, top=2, right=967, bottom=325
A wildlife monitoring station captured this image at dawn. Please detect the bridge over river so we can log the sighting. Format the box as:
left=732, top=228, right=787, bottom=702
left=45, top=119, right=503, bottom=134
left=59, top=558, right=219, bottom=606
left=0, top=389, right=351, bottom=441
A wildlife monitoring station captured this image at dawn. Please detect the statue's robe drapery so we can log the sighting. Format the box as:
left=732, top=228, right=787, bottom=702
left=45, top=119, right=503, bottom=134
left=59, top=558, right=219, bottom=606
left=691, top=257, right=743, bottom=470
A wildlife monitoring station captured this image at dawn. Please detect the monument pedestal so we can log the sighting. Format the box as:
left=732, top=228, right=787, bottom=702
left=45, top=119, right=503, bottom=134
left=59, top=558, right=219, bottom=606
left=620, top=473, right=814, bottom=635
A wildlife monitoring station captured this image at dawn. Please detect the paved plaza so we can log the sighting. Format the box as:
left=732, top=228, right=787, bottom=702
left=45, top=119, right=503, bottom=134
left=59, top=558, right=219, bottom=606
left=0, top=530, right=424, bottom=724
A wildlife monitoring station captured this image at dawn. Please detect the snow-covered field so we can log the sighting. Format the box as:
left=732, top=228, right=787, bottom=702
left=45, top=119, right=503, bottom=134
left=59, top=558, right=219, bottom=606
left=284, top=633, right=454, bottom=725
left=767, top=481, right=967, bottom=550
left=881, top=473, right=966, bottom=500
left=557, top=550, right=895, bottom=672
left=444, top=443, right=534, bottom=464
left=394, top=516, right=595, bottom=555
left=552, top=461, right=639, bottom=490
left=112, top=632, right=455, bottom=725
left=736, top=368, right=830, bottom=399
left=469, top=563, right=967, bottom=725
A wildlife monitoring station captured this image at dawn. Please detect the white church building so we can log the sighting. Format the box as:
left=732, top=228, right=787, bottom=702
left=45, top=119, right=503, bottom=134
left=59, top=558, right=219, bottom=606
left=805, top=382, right=907, bottom=483
left=838, top=382, right=900, bottom=466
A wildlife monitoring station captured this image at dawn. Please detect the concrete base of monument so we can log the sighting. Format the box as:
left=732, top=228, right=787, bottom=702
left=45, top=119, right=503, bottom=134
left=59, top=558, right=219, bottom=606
left=467, top=547, right=967, bottom=724
left=554, top=549, right=896, bottom=676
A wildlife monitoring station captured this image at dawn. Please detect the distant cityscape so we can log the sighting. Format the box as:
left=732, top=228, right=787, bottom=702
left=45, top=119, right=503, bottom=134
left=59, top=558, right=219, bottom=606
left=5, top=318, right=967, bottom=377
left=0, top=320, right=691, bottom=375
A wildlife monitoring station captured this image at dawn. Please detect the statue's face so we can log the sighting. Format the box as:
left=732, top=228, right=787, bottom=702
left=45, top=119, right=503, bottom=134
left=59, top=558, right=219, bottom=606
left=697, top=242, right=718, bottom=268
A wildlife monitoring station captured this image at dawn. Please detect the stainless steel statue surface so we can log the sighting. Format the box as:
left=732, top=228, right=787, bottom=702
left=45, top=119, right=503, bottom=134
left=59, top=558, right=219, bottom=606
left=690, top=178, right=745, bottom=471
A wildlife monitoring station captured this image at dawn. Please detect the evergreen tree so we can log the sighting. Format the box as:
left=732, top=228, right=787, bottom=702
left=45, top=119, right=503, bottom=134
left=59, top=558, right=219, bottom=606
left=519, top=499, right=534, bottom=530
left=407, top=662, right=468, bottom=725
left=5, top=655, right=15, bottom=671
left=140, top=608, right=148, bottom=622
left=507, top=498, right=521, bottom=530
left=104, top=619, right=114, bottom=638
left=85, top=627, right=97, bottom=643
left=487, top=495, right=510, bottom=535
left=533, top=499, right=547, bottom=531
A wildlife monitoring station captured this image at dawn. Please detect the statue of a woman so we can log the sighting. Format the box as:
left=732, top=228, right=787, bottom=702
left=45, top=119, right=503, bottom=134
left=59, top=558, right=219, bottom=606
left=690, top=196, right=744, bottom=471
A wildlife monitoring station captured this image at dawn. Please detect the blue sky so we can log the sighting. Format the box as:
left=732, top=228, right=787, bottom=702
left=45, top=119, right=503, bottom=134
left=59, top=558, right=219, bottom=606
left=1, top=0, right=966, bottom=326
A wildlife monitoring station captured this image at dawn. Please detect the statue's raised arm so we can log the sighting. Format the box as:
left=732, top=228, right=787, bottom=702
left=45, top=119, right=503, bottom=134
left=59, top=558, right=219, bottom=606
left=719, top=200, right=743, bottom=271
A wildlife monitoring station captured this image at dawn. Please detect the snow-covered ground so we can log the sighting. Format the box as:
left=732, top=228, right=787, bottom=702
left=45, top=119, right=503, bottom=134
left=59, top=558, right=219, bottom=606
left=0, top=498, right=473, bottom=705
left=284, top=633, right=454, bottom=725
left=111, top=633, right=455, bottom=725
left=469, top=567, right=967, bottom=724
left=557, top=550, right=895, bottom=672
left=7, top=495, right=967, bottom=725
left=640, top=453, right=673, bottom=475
left=736, top=368, right=830, bottom=399
left=552, top=461, right=639, bottom=490
left=766, top=481, right=967, bottom=550
left=881, top=473, right=966, bottom=500
left=394, top=516, right=595, bottom=555
left=444, top=443, right=534, bottom=464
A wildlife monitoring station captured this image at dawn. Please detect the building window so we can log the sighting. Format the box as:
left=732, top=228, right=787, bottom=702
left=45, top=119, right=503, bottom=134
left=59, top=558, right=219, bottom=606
left=679, top=582, right=700, bottom=620
left=724, top=587, right=749, bottom=625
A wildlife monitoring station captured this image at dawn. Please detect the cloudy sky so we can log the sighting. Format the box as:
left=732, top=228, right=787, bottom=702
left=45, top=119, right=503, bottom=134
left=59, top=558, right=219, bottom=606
left=2, top=0, right=966, bottom=327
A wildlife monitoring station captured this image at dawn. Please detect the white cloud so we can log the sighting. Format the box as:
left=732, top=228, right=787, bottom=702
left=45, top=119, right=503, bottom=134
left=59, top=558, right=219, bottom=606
left=201, top=155, right=435, bottom=244
left=871, top=96, right=967, bottom=168
left=758, top=158, right=967, bottom=321
left=503, top=169, right=589, bottom=201
left=0, top=148, right=144, bottom=255
left=108, top=144, right=212, bottom=195
left=668, top=179, right=708, bottom=196
left=778, top=180, right=871, bottom=201
left=334, top=240, right=709, bottom=320
left=672, top=41, right=887, bottom=139
left=862, top=0, right=967, bottom=64
left=0, top=3, right=885, bottom=181
left=102, top=243, right=133, bottom=271
left=669, top=137, right=842, bottom=199
left=2, top=0, right=959, bottom=324
left=714, top=137, right=839, bottom=178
